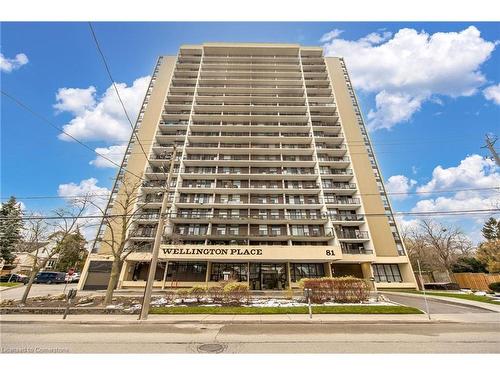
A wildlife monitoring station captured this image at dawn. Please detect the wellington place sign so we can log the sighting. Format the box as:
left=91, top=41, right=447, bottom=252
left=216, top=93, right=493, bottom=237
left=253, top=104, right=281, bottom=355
left=155, top=245, right=343, bottom=261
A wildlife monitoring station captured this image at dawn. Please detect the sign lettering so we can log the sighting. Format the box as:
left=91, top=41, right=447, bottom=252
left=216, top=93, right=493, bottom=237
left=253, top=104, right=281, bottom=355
left=162, top=247, right=263, bottom=256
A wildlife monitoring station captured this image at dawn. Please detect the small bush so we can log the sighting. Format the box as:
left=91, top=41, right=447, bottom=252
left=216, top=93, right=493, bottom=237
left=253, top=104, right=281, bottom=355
left=489, top=282, right=500, bottom=293
left=223, top=282, right=249, bottom=304
left=302, top=277, right=370, bottom=303
left=189, top=285, right=207, bottom=302
left=207, top=285, right=224, bottom=303
left=176, top=289, right=189, bottom=302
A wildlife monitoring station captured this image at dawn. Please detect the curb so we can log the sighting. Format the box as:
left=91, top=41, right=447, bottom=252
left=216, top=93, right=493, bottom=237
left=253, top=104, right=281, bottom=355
left=0, top=283, right=25, bottom=292
left=0, top=318, right=436, bottom=325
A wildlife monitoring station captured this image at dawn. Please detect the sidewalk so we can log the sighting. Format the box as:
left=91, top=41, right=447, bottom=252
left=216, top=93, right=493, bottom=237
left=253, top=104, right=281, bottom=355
left=382, top=291, right=500, bottom=313
left=1, top=312, right=499, bottom=325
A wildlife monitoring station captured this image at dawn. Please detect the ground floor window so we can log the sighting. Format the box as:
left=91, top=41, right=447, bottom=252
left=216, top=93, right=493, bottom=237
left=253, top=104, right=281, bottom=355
left=210, top=263, right=248, bottom=282
left=290, top=263, right=325, bottom=282
left=372, top=264, right=402, bottom=282
left=167, top=262, right=207, bottom=282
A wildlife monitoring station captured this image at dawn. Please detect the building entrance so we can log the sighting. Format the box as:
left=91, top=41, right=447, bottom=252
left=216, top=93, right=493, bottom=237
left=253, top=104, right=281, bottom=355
left=249, top=263, right=287, bottom=290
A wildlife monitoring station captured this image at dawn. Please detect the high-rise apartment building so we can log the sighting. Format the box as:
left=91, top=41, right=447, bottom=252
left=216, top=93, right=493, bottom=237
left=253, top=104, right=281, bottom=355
left=79, top=43, right=417, bottom=291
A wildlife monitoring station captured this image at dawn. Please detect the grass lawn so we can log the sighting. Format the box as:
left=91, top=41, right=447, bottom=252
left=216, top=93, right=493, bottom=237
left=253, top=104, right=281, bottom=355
left=0, top=282, right=21, bottom=288
left=400, top=290, right=500, bottom=305
left=150, top=305, right=423, bottom=315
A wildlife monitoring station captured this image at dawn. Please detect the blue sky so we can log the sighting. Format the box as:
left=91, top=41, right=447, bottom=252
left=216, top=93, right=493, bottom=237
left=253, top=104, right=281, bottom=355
left=1, top=22, right=499, bottom=242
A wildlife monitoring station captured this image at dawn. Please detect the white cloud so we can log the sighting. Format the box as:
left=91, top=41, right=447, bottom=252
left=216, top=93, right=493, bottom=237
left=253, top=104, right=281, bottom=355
left=359, top=31, right=392, bottom=44
left=396, top=217, right=420, bottom=233
left=0, top=52, right=29, bottom=72
left=483, top=83, right=500, bottom=105
left=90, top=144, right=127, bottom=168
left=411, top=154, right=500, bottom=213
left=58, top=177, right=110, bottom=206
left=416, top=154, right=499, bottom=193
left=58, top=178, right=111, bottom=242
left=367, top=91, right=424, bottom=130
left=319, top=29, right=344, bottom=43
left=385, top=175, right=417, bottom=200
left=322, top=26, right=497, bottom=130
left=55, top=76, right=150, bottom=143
left=54, top=86, right=97, bottom=115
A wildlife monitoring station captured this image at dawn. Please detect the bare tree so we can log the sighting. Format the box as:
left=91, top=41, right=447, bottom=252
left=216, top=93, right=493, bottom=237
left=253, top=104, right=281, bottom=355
left=89, top=176, right=153, bottom=305
left=21, top=199, right=90, bottom=304
left=404, top=219, right=473, bottom=279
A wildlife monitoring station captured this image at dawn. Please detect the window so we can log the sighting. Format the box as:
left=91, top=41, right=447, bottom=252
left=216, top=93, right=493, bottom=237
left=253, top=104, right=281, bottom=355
left=271, top=225, right=282, bottom=236
left=167, top=262, right=207, bottom=282
left=259, top=225, right=268, bottom=236
left=216, top=226, right=226, bottom=235
left=269, top=195, right=279, bottom=204
left=210, top=263, right=248, bottom=282
left=290, top=263, right=325, bottom=282
left=372, top=264, right=402, bottom=282
left=291, top=225, right=308, bottom=236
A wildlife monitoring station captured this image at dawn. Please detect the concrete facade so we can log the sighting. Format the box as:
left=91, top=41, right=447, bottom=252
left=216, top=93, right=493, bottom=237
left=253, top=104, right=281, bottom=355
left=79, top=43, right=417, bottom=291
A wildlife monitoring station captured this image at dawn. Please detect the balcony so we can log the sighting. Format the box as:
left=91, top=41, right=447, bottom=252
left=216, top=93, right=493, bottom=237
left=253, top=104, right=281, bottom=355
left=324, top=197, right=361, bottom=206
left=337, top=230, right=370, bottom=240
left=129, top=228, right=157, bottom=239
left=341, top=247, right=374, bottom=255
left=329, top=214, right=365, bottom=223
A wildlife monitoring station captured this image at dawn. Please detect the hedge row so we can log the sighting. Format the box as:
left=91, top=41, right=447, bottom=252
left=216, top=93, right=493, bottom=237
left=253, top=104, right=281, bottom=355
left=166, top=283, right=250, bottom=304
left=300, top=277, right=370, bottom=303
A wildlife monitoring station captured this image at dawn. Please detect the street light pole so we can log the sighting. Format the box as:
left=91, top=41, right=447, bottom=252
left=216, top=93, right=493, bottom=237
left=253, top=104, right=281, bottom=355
left=139, top=146, right=177, bottom=320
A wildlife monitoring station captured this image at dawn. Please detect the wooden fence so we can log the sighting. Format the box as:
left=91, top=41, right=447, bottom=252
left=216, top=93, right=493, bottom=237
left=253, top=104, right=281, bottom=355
left=451, top=273, right=500, bottom=291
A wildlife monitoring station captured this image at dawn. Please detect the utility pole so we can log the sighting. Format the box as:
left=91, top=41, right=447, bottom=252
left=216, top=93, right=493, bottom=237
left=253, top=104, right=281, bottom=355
left=139, top=145, right=177, bottom=320
left=483, top=134, right=500, bottom=167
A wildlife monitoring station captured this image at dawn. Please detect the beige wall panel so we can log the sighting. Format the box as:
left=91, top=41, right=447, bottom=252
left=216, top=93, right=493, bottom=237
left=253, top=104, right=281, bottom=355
left=325, top=57, right=398, bottom=257
left=98, top=56, right=177, bottom=255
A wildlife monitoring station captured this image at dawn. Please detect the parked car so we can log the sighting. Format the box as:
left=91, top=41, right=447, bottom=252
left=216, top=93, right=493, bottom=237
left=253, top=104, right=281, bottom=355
left=0, top=273, right=29, bottom=283
left=65, top=272, right=80, bottom=283
left=34, top=271, right=66, bottom=284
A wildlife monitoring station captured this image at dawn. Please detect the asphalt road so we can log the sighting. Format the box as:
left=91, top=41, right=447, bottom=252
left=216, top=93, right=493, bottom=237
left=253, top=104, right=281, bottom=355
left=383, top=293, right=491, bottom=314
left=1, top=321, right=499, bottom=353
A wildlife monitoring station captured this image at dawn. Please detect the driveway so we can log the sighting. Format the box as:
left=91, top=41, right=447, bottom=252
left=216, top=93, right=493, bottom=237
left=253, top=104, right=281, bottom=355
left=383, top=293, right=491, bottom=314
left=0, top=283, right=82, bottom=300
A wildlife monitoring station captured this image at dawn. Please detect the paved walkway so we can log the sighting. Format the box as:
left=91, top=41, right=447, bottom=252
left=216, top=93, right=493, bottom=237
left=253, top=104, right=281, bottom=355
left=382, top=291, right=500, bottom=313
left=1, top=312, right=499, bottom=324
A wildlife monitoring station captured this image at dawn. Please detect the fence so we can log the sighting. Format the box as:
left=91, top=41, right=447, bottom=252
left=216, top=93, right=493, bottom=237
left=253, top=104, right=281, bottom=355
left=451, top=273, right=500, bottom=291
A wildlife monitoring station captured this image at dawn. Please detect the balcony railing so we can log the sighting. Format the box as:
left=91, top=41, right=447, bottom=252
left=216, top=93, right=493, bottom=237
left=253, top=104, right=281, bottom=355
left=341, top=247, right=373, bottom=255
left=324, top=197, right=360, bottom=205
left=337, top=230, right=369, bottom=239
left=330, top=214, right=365, bottom=222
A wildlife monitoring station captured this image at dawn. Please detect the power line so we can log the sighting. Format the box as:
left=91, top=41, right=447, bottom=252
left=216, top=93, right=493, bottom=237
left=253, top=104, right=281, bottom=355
left=0, top=90, right=145, bottom=182
left=1, top=208, right=499, bottom=222
left=2, top=186, right=499, bottom=201
left=88, top=22, right=156, bottom=175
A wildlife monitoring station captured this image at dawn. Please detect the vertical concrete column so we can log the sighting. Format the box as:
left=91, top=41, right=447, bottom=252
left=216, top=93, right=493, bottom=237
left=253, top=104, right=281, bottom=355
left=361, top=262, right=374, bottom=280
left=399, top=263, right=418, bottom=287
left=117, top=260, right=129, bottom=289
left=205, top=261, right=211, bottom=286
left=162, top=260, right=169, bottom=290
left=286, top=261, right=292, bottom=289
left=325, top=262, right=333, bottom=277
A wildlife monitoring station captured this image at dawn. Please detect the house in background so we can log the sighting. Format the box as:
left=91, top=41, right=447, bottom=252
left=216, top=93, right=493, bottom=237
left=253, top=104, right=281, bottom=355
left=7, top=241, right=59, bottom=276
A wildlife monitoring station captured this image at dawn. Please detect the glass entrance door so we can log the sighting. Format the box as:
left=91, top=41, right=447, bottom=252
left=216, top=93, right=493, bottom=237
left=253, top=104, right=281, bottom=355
left=249, top=263, right=288, bottom=290
left=261, top=270, right=279, bottom=290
